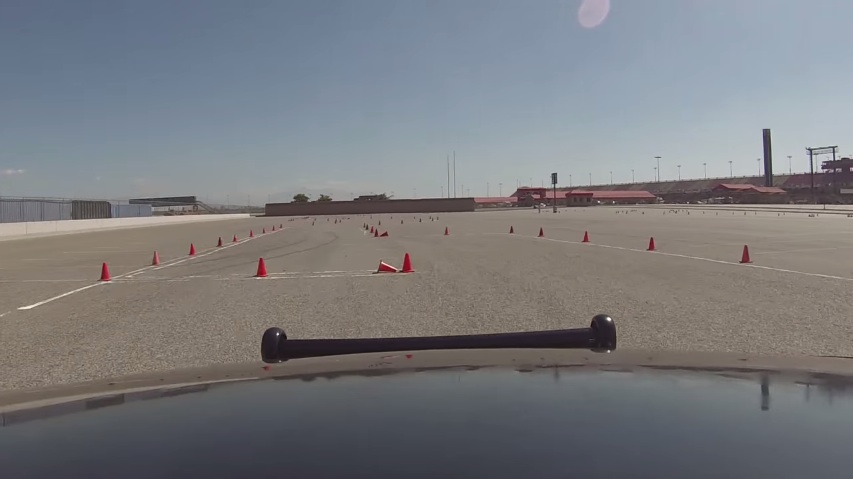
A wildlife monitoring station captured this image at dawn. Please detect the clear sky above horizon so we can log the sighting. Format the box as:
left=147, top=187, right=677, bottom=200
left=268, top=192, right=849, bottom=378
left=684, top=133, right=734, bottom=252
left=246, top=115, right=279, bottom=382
left=2, top=0, right=851, bottom=203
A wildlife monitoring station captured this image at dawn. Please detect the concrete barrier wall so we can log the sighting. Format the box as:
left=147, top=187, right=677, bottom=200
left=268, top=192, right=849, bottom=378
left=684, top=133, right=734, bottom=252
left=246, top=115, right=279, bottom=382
left=265, top=198, right=476, bottom=216
left=0, top=214, right=251, bottom=241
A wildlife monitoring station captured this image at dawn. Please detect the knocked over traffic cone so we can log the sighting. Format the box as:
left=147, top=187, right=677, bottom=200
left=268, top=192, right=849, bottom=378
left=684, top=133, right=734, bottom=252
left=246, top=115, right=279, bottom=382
left=100, top=262, right=111, bottom=281
left=152, top=251, right=160, bottom=266
left=509, top=226, right=514, bottom=234
left=189, top=243, right=196, bottom=256
left=444, top=227, right=449, bottom=236
left=538, top=227, right=544, bottom=238
left=377, top=261, right=398, bottom=273
left=740, top=245, right=752, bottom=264
left=401, top=253, right=414, bottom=273
left=647, top=237, right=656, bottom=251
left=582, top=231, right=590, bottom=243
left=217, top=237, right=223, bottom=247
left=256, top=258, right=268, bottom=277
left=380, top=231, right=389, bottom=237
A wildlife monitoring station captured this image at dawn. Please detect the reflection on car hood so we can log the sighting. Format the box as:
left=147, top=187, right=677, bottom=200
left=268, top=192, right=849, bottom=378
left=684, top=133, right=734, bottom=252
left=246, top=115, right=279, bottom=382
left=1, top=349, right=853, bottom=479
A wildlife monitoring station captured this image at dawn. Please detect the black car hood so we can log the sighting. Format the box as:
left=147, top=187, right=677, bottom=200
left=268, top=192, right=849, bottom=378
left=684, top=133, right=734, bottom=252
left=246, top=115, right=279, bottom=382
left=1, top=349, right=853, bottom=479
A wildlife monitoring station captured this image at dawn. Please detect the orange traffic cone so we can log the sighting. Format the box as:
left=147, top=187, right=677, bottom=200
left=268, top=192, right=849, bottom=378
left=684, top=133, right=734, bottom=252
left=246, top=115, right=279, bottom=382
left=509, top=226, right=514, bottom=234
left=377, top=261, right=398, bottom=273
left=647, top=237, right=656, bottom=251
left=250, top=230, right=255, bottom=238
left=152, top=251, right=160, bottom=266
left=380, top=231, right=389, bottom=237
left=100, top=262, right=111, bottom=281
left=740, top=245, right=752, bottom=264
left=262, top=227, right=266, bottom=234
left=401, top=253, right=414, bottom=273
left=256, top=258, right=268, bottom=277
left=378, top=220, right=381, bottom=226
left=401, top=219, right=404, bottom=224
left=582, top=231, right=590, bottom=243
left=370, top=226, right=374, bottom=233
left=280, top=224, right=283, bottom=229
left=272, top=225, right=276, bottom=231
left=189, top=243, right=196, bottom=256
left=444, top=227, right=449, bottom=236
left=374, top=229, right=379, bottom=238
left=217, top=237, right=223, bottom=247
left=538, top=227, right=544, bottom=238
left=232, top=234, right=238, bottom=243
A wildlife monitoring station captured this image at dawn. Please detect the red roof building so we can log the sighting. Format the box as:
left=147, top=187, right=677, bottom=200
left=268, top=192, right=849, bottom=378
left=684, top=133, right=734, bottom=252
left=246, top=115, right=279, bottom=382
left=473, top=197, right=518, bottom=205
left=712, top=184, right=786, bottom=194
left=566, top=190, right=657, bottom=205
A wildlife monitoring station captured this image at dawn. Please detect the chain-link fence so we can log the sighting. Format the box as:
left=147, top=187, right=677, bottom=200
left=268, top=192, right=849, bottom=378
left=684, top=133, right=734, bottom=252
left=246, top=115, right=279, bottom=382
left=0, top=197, right=152, bottom=223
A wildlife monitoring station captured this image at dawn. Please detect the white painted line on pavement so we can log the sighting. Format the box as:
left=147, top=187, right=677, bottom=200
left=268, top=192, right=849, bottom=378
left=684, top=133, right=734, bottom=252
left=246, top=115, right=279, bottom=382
left=0, top=311, right=10, bottom=318
left=493, top=233, right=853, bottom=283
left=0, top=279, right=94, bottom=283
left=16, top=228, right=286, bottom=310
left=18, top=283, right=106, bottom=310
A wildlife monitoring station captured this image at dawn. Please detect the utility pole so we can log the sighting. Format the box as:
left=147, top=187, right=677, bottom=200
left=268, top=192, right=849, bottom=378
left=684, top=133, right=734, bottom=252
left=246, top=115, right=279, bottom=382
left=446, top=155, right=450, bottom=199
left=453, top=151, right=456, bottom=198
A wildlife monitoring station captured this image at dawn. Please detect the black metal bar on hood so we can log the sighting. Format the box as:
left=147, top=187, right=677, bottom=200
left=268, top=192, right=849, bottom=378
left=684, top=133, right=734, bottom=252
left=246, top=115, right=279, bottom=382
left=261, top=315, right=616, bottom=363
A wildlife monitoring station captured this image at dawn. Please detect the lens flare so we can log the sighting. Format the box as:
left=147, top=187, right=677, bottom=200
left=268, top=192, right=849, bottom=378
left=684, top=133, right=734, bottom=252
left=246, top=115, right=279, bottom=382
left=578, top=0, right=611, bottom=29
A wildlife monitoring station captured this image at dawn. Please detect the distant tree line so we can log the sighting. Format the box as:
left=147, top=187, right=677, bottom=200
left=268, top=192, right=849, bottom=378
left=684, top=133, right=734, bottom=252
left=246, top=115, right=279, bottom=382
left=291, top=193, right=333, bottom=203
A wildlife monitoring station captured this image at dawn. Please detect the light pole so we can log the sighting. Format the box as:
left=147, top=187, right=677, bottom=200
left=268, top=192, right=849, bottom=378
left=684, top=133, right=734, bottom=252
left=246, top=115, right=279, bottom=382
left=729, top=160, right=733, bottom=177
left=653, top=167, right=657, bottom=182
left=498, top=182, right=503, bottom=197
left=655, top=156, right=661, bottom=181
left=677, top=165, right=682, bottom=180
left=703, top=162, right=707, bottom=179
left=787, top=155, right=792, bottom=174
left=588, top=173, right=592, bottom=186
left=631, top=169, right=635, bottom=183
left=757, top=158, right=761, bottom=176
left=569, top=174, right=572, bottom=187
left=610, top=171, right=613, bottom=184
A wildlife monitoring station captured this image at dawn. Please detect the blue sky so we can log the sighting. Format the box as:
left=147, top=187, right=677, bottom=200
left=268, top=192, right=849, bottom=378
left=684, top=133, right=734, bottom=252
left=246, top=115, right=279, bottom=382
left=1, top=0, right=851, bottom=203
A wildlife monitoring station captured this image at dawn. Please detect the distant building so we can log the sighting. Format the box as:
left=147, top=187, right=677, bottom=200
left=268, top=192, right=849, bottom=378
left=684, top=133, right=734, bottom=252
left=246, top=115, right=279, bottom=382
left=354, top=194, right=387, bottom=201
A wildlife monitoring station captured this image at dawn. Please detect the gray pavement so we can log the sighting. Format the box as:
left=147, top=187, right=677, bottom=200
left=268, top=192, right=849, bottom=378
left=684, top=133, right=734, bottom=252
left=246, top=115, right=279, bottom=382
left=2, top=208, right=853, bottom=390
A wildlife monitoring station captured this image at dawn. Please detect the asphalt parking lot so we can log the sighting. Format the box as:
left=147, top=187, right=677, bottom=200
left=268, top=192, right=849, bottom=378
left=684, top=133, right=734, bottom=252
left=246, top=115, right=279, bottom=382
left=2, top=206, right=853, bottom=390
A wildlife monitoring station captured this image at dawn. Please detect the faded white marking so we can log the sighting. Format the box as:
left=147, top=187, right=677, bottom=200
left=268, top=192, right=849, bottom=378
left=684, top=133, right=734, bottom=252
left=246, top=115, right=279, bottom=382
left=0, top=311, right=10, bottom=318
left=494, top=233, right=853, bottom=283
